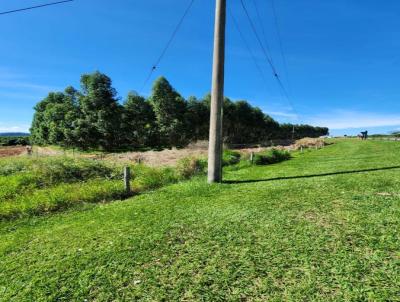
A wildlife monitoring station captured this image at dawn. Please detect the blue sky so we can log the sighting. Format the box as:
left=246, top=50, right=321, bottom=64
left=1, top=0, right=400, bottom=136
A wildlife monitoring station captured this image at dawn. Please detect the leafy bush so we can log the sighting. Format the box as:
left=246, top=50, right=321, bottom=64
left=131, top=164, right=179, bottom=193
left=253, top=149, right=291, bottom=165
left=176, top=157, right=207, bottom=179
left=222, top=150, right=241, bottom=166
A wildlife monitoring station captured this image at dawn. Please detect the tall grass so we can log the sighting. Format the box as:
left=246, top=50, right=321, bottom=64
left=176, top=157, right=207, bottom=179
left=0, top=157, right=118, bottom=202
left=0, top=180, right=125, bottom=220
left=222, top=150, right=241, bottom=166
left=0, top=155, right=207, bottom=220
left=0, top=156, right=116, bottom=180
left=0, top=149, right=278, bottom=220
left=253, top=149, right=291, bottom=165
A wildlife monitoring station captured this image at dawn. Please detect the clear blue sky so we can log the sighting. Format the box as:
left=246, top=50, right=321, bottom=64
left=1, top=0, right=400, bottom=136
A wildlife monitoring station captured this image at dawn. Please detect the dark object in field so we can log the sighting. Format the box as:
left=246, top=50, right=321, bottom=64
left=358, top=131, right=368, bottom=140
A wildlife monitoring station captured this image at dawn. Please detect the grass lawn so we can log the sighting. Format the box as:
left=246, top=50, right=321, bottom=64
left=1, top=139, right=400, bottom=301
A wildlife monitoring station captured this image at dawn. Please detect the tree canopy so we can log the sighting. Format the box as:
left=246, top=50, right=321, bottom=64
left=30, top=72, right=329, bottom=151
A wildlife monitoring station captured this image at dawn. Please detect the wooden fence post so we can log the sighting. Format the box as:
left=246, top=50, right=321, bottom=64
left=124, top=166, right=131, bottom=195
left=250, top=152, right=254, bottom=164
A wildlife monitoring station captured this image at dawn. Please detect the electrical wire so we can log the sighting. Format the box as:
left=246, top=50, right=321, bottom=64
left=271, top=0, right=291, bottom=95
left=250, top=0, right=274, bottom=66
left=239, top=0, right=278, bottom=76
left=0, top=0, right=73, bottom=15
left=240, top=0, right=299, bottom=122
left=140, top=0, right=195, bottom=93
left=228, top=8, right=270, bottom=94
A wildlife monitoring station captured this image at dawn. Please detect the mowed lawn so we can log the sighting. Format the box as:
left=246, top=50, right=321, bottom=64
left=1, top=139, right=400, bottom=301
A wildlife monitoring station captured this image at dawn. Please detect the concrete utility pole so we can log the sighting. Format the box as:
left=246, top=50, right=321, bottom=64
left=208, top=0, right=226, bottom=183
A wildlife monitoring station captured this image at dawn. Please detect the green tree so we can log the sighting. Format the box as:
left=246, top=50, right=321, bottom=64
left=185, top=96, right=210, bottom=141
left=149, top=77, right=188, bottom=147
left=122, top=92, right=158, bottom=148
left=30, top=73, right=329, bottom=150
left=62, top=86, right=81, bottom=148
left=77, top=71, right=123, bottom=150
left=30, top=90, right=78, bottom=146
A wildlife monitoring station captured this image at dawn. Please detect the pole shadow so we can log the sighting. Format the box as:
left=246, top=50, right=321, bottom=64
left=223, top=165, right=400, bottom=184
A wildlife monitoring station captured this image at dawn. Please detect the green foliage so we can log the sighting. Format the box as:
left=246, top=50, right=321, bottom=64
left=185, top=96, right=210, bottom=141
left=30, top=90, right=79, bottom=147
left=77, top=72, right=123, bottom=150
left=121, top=92, right=158, bottom=148
left=0, top=156, right=115, bottom=180
left=279, top=123, right=329, bottom=139
left=29, top=72, right=328, bottom=151
left=176, top=157, right=207, bottom=179
left=149, top=77, right=188, bottom=147
left=0, top=180, right=125, bottom=220
left=0, top=136, right=30, bottom=146
left=222, top=150, right=241, bottom=166
left=130, top=164, right=179, bottom=192
left=0, top=157, right=117, bottom=202
left=223, top=99, right=280, bottom=143
left=253, top=149, right=291, bottom=165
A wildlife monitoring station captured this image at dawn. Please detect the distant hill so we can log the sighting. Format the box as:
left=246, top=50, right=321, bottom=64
left=0, top=132, right=30, bottom=137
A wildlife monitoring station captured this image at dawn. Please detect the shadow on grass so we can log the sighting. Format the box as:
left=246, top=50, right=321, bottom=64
left=223, top=165, right=400, bottom=184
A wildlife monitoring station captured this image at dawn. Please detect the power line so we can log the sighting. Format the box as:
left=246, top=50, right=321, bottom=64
left=239, top=0, right=278, bottom=76
left=270, top=0, right=299, bottom=123
left=239, top=0, right=299, bottom=122
left=228, top=8, right=270, bottom=94
left=250, top=0, right=274, bottom=66
left=140, top=0, right=195, bottom=93
left=271, top=0, right=291, bottom=95
left=0, top=0, right=73, bottom=15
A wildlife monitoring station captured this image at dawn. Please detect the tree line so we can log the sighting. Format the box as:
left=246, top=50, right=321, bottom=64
left=30, top=71, right=329, bottom=151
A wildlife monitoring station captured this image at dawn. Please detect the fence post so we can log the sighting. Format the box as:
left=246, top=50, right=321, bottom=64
left=250, top=152, right=254, bottom=164
left=124, top=166, right=131, bottom=195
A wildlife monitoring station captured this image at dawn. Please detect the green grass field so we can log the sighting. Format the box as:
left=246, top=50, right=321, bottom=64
left=1, top=139, right=400, bottom=301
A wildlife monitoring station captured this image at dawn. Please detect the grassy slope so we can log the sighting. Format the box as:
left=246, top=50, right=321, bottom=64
left=1, top=139, right=400, bottom=301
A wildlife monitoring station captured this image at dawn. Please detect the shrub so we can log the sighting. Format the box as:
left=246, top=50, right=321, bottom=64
left=253, top=149, right=291, bottom=165
left=222, top=150, right=241, bottom=166
left=131, top=164, right=179, bottom=192
left=176, top=157, right=207, bottom=179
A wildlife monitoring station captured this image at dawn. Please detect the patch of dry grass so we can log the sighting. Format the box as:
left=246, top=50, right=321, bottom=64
left=0, top=146, right=27, bottom=158
left=294, top=137, right=327, bottom=149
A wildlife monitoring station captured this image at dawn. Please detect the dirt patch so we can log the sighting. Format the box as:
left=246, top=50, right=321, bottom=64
left=0, top=146, right=27, bottom=158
